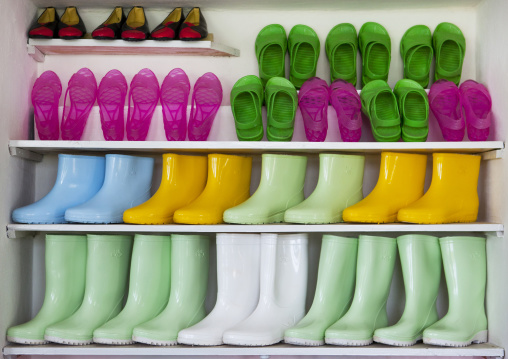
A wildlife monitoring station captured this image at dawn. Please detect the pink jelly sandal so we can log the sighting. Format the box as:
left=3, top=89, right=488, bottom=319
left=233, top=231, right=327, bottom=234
left=459, top=80, right=492, bottom=141
left=97, top=69, right=128, bottom=141
left=188, top=72, right=223, bottom=141
left=330, top=79, right=362, bottom=142
left=298, top=77, right=329, bottom=142
left=32, top=71, right=62, bottom=140
left=126, top=68, right=160, bottom=141
left=160, top=68, right=190, bottom=141
left=429, top=79, right=465, bottom=141
left=61, top=68, right=97, bottom=140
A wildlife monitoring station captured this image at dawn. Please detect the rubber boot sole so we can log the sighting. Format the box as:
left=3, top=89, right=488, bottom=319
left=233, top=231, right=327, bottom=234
left=45, top=335, right=92, bottom=346
left=325, top=337, right=374, bottom=346
left=373, top=335, right=421, bottom=347
left=423, top=330, right=487, bottom=347
left=285, top=336, right=324, bottom=346
left=133, top=335, right=177, bottom=346
left=7, top=336, right=48, bottom=345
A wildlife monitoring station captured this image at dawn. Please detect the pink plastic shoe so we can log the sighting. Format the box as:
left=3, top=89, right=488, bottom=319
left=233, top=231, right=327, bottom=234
left=459, top=80, right=492, bottom=141
left=160, top=68, right=190, bottom=141
left=330, top=79, right=362, bottom=142
left=298, top=77, right=329, bottom=142
left=32, top=71, right=62, bottom=140
left=127, top=68, right=160, bottom=141
left=98, top=70, right=128, bottom=141
left=61, top=68, right=97, bottom=140
left=429, top=79, right=465, bottom=141
left=188, top=72, right=223, bottom=141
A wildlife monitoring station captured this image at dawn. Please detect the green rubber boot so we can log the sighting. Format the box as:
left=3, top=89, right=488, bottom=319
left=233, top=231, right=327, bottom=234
left=325, top=235, right=397, bottom=346
left=223, top=154, right=307, bottom=224
left=284, top=154, right=365, bottom=224
left=394, top=79, right=429, bottom=142
left=423, top=236, right=487, bottom=347
left=373, top=234, right=441, bottom=346
left=133, top=234, right=210, bottom=346
left=93, top=234, right=171, bottom=345
left=284, top=235, right=358, bottom=346
left=7, top=235, right=87, bottom=345
left=45, top=235, right=133, bottom=345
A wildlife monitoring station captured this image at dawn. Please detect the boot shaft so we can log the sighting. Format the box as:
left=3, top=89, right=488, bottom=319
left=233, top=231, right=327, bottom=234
left=317, top=154, right=365, bottom=189
left=429, top=153, right=480, bottom=197
left=53, top=154, right=105, bottom=190
left=205, top=153, right=252, bottom=200
left=101, top=154, right=154, bottom=192
left=158, top=153, right=207, bottom=193
left=258, top=154, right=307, bottom=198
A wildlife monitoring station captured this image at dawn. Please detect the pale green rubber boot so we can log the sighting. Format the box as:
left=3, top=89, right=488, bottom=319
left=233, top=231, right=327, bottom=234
left=423, top=236, right=487, bottom=347
left=284, top=235, right=358, bottom=346
left=93, top=234, right=171, bottom=345
left=45, top=235, right=134, bottom=345
left=133, top=234, right=210, bottom=346
left=373, top=234, right=441, bottom=346
left=284, top=154, right=365, bottom=224
left=7, top=235, right=87, bottom=345
left=224, top=154, right=307, bottom=224
left=325, top=235, right=396, bottom=346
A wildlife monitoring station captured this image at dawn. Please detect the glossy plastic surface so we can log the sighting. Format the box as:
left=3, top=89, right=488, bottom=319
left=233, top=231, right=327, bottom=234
left=65, top=154, right=154, bottom=224
left=298, top=77, right=329, bottom=142
left=359, top=22, right=391, bottom=87
left=429, top=79, right=465, bottom=141
left=173, top=154, right=252, bottom=224
left=330, top=79, right=362, bottom=142
left=160, top=68, right=190, bottom=141
left=398, top=153, right=480, bottom=224
left=394, top=79, right=429, bottom=142
left=98, top=69, right=128, bottom=141
left=7, top=235, right=87, bottom=344
left=12, top=154, right=105, bottom=224
left=32, top=71, right=61, bottom=140
left=45, top=235, right=133, bottom=345
left=288, top=25, right=320, bottom=89
left=124, top=154, right=207, bottom=224
left=459, top=80, right=492, bottom=141
left=343, top=152, right=427, bottom=223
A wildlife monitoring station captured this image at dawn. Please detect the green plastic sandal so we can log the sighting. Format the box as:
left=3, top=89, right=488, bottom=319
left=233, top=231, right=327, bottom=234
left=359, top=22, right=391, bottom=87
left=288, top=24, right=320, bottom=89
left=394, top=79, right=429, bottom=142
left=255, top=24, right=287, bottom=87
left=265, top=77, right=298, bottom=141
left=230, top=75, right=264, bottom=141
left=400, top=25, right=433, bottom=88
left=433, top=22, right=466, bottom=86
left=325, top=23, right=358, bottom=86
left=360, top=80, right=401, bottom=142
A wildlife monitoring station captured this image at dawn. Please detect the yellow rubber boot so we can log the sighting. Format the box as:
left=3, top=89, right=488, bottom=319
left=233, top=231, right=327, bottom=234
left=173, top=154, right=252, bottom=224
left=124, top=154, right=207, bottom=224
left=343, top=152, right=427, bottom=223
left=398, top=153, right=480, bottom=224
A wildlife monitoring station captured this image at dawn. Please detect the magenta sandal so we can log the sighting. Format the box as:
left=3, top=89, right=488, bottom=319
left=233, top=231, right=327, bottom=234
left=126, top=68, right=160, bottom=141
left=459, top=80, right=492, bottom=141
left=32, top=71, right=62, bottom=140
left=330, top=79, right=362, bottom=142
left=160, top=68, right=190, bottom=141
left=429, top=79, right=465, bottom=141
left=97, top=70, right=128, bottom=141
left=61, top=68, right=97, bottom=141
left=298, top=77, right=329, bottom=142
left=188, top=72, right=223, bottom=141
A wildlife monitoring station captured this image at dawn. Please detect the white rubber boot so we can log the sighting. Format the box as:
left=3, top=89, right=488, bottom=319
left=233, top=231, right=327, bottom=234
left=223, top=233, right=308, bottom=346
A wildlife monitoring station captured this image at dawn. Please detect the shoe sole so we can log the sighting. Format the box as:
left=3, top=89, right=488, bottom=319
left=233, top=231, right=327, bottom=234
left=93, top=337, right=134, bottom=345
left=325, top=337, right=373, bottom=346
left=284, top=336, right=324, bottom=346
left=223, top=211, right=285, bottom=225
left=45, top=335, right=92, bottom=346
left=423, top=330, right=487, bottom=347
left=373, top=335, right=420, bottom=347
left=7, top=336, right=47, bottom=345
left=132, top=335, right=177, bottom=346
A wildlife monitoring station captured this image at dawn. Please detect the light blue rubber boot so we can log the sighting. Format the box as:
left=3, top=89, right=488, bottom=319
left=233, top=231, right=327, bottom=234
left=65, top=154, right=154, bottom=223
left=12, top=154, right=105, bottom=224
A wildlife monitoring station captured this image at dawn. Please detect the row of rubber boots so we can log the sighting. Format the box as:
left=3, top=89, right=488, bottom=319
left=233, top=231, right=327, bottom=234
left=12, top=150, right=480, bottom=225
left=8, top=233, right=487, bottom=348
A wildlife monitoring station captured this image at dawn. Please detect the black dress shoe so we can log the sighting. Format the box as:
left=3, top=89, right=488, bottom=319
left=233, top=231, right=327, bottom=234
left=92, top=7, right=126, bottom=40
left=121, top=6, right=149, bottom=41
left=179, top=7, right=208, bottom=41
left=29, top=7, right=59, bottom=38
left=151, top=7, right=184, bottom=40
left=58, top=6, right=86, bottom=39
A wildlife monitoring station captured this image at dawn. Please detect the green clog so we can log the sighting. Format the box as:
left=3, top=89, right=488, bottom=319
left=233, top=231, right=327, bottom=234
left=360, top=80, right=400, bottom=142
left=230, top=75, right=264, bottom=141
left=288, top=24, right=320, bottom=89
left=325, top=23, right=358, bottom=86
left=265, top=77, right=298, bottom=141
left=359, top=22, right=391, bottom=87
left=255, top=24, right=287, bottom=87
left=394, top=79, right=429, bottom=142
left=400, top=25, right=433, bottom=88
left=433, top=22, right=466, bottom=86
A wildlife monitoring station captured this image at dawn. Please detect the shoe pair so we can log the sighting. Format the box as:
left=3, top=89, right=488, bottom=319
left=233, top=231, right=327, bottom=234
left=255, top=24, right=320, bottom=89
left=401, top=23, right=465, bottom=88
left=429, top=79, right=491, bottom=141
left=230, top=75, right=297, bottom=141
left=29, top=6, right=86, bottom=39
left=361, top=79, right=429, bottom=142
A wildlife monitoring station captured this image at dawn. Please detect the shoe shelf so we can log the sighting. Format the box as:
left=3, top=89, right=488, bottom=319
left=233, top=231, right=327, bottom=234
left=27, top=36, right=240, bottom=63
